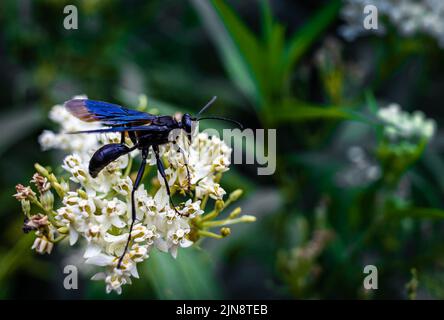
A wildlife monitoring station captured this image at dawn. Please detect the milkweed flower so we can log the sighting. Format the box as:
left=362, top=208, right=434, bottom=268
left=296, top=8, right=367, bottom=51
left=15, top=96, right=255, bottom=294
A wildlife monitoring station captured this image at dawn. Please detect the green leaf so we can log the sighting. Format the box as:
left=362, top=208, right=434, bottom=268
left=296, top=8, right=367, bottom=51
left=265, top=23, right=286, bottom=98
left=283, top=0, right=341, bottom=76
left=191, top=0, right=262, bottom=107
left=260, top=0, right=273, bottom=43
left=389, top=208, right=444, bottom=220
left=144, top=248, right=220, bottom=299
left=0, top=233, right=35, bottom=288
left=364, top=90, right=384, bottom=141
left=0, top=107, right=42, bottom=155
left=266, top=98, right=382, bottom=126
left=422, top=151, right=444, bottom=194
left=268, top=99, right=356, bottom=124
left=365, top=90, right=379, bottom=114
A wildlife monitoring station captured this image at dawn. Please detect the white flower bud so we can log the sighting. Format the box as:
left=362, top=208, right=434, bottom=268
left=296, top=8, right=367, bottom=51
left=21, top=199, right=31, bottom=215
left=41, top=191, right=54, bottom=211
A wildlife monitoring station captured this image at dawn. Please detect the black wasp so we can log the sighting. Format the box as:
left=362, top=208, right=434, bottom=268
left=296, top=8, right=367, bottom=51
left=65, top=96, right=242, bottom=267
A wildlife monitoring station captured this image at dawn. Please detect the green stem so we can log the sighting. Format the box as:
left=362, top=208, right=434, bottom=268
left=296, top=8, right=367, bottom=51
left=197, top=230, right=223, bottom=239
left=202, top=216, right=255, bottom=228
left=200, top=194, right=209, bottom=210
left=53, top=234, right=68, bottom=243
left=29, top=198, right=62, bottom=227
left=201, top=209, right=219, bottom=222
left=124, top=155, right=133, bottom=177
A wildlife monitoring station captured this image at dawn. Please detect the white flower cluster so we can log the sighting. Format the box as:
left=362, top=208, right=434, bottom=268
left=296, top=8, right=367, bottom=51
left=39, top=95, right=100, bottom=160
left=35, top=99, right=234, bottom=294
left=340, top=0, right=444, bottom=47
left=377, top=103, right=436, bottom=142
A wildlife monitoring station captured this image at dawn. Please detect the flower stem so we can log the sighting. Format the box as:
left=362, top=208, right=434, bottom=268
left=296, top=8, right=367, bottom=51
left=29, top=198, right=61, bottom=227
left=201, top=209, right=219, bottom=222
left=200, top=194, right=209, bottom=210
left=52, top=234, right=68, bottom=243
left=124, top=155, right=133, bottom=177
left=202, top=215, right=256, bottom=228
left=197, top=230, right=223, bottom=239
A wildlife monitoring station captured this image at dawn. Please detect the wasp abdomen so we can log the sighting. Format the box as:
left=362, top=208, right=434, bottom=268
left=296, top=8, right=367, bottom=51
left=89, top=143, right=131, bottom=178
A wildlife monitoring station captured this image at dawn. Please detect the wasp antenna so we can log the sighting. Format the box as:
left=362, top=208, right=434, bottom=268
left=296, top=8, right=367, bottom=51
left=197, top=116, right=243, bottom=130
left=197, top=96, right=217, bottom=115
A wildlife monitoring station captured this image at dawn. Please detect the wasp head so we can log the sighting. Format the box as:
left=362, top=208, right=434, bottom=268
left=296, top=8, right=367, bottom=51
left=181, top=113, right=195, bottom=143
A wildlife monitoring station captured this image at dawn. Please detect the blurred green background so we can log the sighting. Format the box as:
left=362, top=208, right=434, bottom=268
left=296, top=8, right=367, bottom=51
left=2, top=0, right=444, bottom=299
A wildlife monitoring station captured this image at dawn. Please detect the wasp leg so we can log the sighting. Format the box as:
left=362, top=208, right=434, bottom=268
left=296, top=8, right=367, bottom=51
left=117, top=147, right=148, bottom=269
left=153, top=145, right=185, bottom=216
left=120, top=132, right=125, bottom=144
left=128, top=131, right=138, bottom=145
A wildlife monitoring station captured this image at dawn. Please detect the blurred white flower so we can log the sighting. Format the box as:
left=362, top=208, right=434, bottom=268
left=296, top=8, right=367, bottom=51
left=377, top=103, right=436, bottom=142
left=336, top=146, right=381, bottom=187
left=341, top=0, right=444, bottom=47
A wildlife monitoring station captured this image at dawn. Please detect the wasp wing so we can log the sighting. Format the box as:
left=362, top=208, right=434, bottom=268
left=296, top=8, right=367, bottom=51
left=68, top=125, right=169, bottom=134
left=65, top=99, right=157, bottom=126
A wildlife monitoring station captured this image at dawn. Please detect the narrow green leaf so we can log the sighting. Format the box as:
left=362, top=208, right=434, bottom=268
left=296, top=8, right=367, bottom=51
left=364, top=90, right=384, bottom=140
left=284, top=0, right=341, bottom=75
left=423, top=151, right=444, bottom=194
left=268, top=101, right=355, bottom=124
left=0, top=234, right=34, bottom=287
left=144, top=248, right=220, bottom=299
left=191, top=0, right=262, bottom=107
left=267, top=98, right=381, bottom=126
left=210, top=0, right=266, bottom=104
left=365, top=90, right=379, bottom=114
left=389, top=208, right=444, bottom=220
left=260, top=0, right=273, bottom=42
left=266, top=23, right=286, bottom=97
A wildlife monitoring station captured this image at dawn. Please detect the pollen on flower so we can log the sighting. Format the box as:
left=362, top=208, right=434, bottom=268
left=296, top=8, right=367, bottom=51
left=30, top=173, right=51, bottom=194
left=170, top=227, right=191, bottom=246
left=111, top=180, right=129, bottom=197
left=14, top=184, right=36, bottom=200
